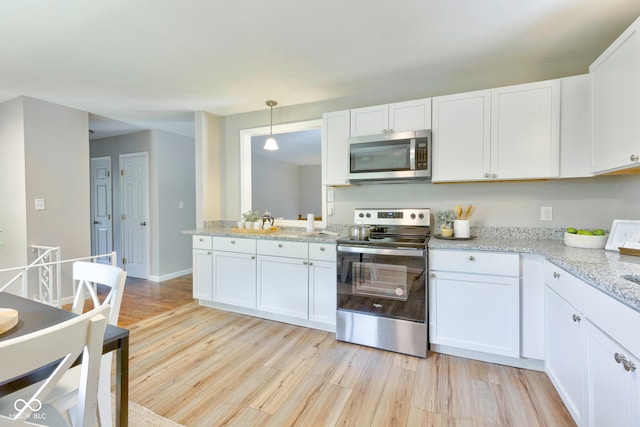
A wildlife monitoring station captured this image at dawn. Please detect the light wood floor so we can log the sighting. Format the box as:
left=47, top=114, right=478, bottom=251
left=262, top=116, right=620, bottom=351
left=119, top=275, right=575, bottom=427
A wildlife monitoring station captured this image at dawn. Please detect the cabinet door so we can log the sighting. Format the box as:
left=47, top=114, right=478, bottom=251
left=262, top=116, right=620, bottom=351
left=560, top=74, right=593, bottom=178
left=257, top=255, right=309, bottom=319
left=429, top=271, right=520, bottom=357
left=213, top=251, right=256, bottom=308
left=350, top=104, right=389, bottom=136
left=308, top=259, right=336, bottom=326
left=544, top=286, right=584, bottom=425
left=431, top=90, right=491, bottom=182
left=584, top=320, right=640, bottom=427
left=192, top=249, right=213, bottom=300
left=388, top=98, right=431, bottom=133
left=590, top=16, right=640, bottom=174
left=322, top=110, right=351, bottom=186
left=491, top=79, right=560, bottom=180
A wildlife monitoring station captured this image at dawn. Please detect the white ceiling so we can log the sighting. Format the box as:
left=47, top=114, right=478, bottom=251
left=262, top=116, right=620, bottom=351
left=1, top=0, right=639, bottom=139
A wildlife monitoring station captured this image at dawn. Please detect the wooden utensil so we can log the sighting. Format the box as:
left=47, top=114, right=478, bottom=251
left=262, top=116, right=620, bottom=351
left=0, top=308, right=18, bottom=334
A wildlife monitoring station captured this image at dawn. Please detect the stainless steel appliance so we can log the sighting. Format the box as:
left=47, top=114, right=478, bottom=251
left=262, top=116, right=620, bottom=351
left=336, top=208, right=430, bottom=358
left=348, top=130, right=431, bottom=183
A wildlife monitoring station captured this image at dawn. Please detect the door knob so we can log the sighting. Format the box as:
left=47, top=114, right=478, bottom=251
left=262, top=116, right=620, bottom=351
left=93, top=220, right=100, bottom=224
left=140, top=221, right=147, bottom=226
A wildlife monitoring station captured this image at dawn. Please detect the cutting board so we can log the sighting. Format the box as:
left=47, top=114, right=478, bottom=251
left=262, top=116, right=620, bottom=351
left=0, top=308, right=18, bottom=334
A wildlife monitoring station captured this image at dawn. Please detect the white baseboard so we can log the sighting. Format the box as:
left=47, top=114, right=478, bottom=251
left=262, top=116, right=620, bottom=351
left=147, top=268, right=192, bottom=283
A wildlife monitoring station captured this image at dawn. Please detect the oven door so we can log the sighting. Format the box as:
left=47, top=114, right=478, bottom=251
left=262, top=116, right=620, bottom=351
left=337, top=245, right=427, bottom=323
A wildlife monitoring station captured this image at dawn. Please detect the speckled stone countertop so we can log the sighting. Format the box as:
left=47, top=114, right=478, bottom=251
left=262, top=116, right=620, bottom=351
left=429, top=228, right=640, bottom=313
left=183, top=220, right=348, bottom=244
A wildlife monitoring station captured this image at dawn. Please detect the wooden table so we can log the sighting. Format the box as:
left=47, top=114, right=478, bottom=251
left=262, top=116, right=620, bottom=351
left=0, top=292, right=129, bottom=426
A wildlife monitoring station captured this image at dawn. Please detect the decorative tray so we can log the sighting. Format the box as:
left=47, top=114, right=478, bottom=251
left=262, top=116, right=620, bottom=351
left=433, top=234, right=477, bottom=241
left=0, top=308, right=18, bottom=335
left=619, top=247, right=640, bottom=257
left=232, top=227, right=280, bottom=234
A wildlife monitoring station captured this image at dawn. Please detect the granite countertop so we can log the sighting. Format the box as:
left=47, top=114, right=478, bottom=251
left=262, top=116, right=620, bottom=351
left=183, top=222, right=345, bottom=244
left=429, top=236, right=640, bottom=313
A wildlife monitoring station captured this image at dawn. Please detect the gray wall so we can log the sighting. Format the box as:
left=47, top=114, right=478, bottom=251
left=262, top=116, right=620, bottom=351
left=91, top=129, right=195, bottom=280
left=299, top=164, right=322, bottom=219
left=251, top=155, right=299, bottom=220
left=0, top=97, right=89, bottom=298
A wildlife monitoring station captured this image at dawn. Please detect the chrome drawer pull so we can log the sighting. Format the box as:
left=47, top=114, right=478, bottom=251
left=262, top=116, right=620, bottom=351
left=320, top=247, right=325, bottom=251
left=553, top=272, right=560, bottom=279
left=278, top=243, right=283, bottom=248
left=468, top=256, right=475, bottom=261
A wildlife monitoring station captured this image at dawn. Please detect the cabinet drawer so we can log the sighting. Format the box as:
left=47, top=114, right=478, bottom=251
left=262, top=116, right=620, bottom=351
left=544, top=261, right=583, bottom=310
left=192, top=235, right=213, bottom=250
left=257, top=240, right=308, bottom=258
left=213, top=236, right=256, bottom=253
left=429, top=249, right=519, bottom=276
left=583, top=283, right=640, bottom=359
left=309, top=243, right=336, bottom=261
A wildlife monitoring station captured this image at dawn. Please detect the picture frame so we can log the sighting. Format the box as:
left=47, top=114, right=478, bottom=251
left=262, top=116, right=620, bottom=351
left=605, top=219, right=640, bottom=251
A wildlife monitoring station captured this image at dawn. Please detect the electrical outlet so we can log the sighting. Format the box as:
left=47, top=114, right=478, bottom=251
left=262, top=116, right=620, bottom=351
left=327, top=190, right=334, bottom=202
left=540, top=206, right=552, bottom=221
left=35, top=198, right=46, bottom=210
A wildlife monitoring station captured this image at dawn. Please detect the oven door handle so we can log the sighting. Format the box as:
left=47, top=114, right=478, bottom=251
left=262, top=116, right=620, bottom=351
left=337, top=245, right=426, bottom=257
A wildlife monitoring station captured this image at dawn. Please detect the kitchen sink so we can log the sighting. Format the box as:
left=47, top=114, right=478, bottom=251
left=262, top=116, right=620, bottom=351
left=621, top=274, right=640, bottom=285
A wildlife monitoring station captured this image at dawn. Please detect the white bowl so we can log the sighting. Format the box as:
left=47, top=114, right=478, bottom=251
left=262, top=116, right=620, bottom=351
left=563, top=232, right=607, bottom=249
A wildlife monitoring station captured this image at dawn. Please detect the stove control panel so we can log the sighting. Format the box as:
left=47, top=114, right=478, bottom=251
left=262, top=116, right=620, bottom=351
left=354, top=208, right=430, bottom=226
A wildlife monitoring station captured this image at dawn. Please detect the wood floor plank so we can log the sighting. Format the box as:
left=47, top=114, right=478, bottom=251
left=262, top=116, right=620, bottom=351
left=110, top=275, right=576, bottom=427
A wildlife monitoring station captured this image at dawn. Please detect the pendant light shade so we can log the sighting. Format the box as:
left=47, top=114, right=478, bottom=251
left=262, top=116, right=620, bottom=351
left=264, top=100, right=279, bottom=151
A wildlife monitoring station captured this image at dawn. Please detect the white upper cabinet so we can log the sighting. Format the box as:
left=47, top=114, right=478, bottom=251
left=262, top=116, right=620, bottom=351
left=590, top=16, right=640, bottom=174
left=432, top=90, right=491, bottom=182
left=350, top=98, right=431, bottom=136
left=432, top=80, right=560, bottom=182
left=322, top=110, right=350, bottom=186
left=560, top=74, right=593, bottom=178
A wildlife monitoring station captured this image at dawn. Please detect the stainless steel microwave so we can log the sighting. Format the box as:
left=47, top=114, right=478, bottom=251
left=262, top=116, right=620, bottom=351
left=348, top=130, right=431, bottom=183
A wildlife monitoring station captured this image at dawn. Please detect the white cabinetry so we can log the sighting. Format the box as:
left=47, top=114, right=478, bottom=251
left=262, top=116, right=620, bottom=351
left=432, top=80, right=560, bottom=182
left=590, top=16, right=640, bottom=174
left=212, top=237, right=256, bottom=309
left=560, top=74, right=593, bottom=178
left=257, top=240, right=310, bottom=319
left=308, top=243, right=337, bottom=325
left=544, top=261, right=585, bottom=425
left=192, top=235, right=213, bottom=300
left=350, top=98, right=431, bottom=136
left=429, top=249, right=520, bottom=357
left=322, top=110, right=350, bottom=186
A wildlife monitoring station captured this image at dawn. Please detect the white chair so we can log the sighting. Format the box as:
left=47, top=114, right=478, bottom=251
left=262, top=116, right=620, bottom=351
left=0, top=304, right=110, bottom=426
left=51, top=261, right=127, bottom=426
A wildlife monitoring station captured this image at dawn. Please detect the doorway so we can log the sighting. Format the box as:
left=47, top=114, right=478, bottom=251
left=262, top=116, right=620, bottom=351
left=119, top=152, right=150, bottom=279
left=90, top=156, right=113, bottom=265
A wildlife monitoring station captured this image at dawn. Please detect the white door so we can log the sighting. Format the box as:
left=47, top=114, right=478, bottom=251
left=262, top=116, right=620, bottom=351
left=120, top=152, right=149, bottom=279
left=90, top=157, right=113, bottom=264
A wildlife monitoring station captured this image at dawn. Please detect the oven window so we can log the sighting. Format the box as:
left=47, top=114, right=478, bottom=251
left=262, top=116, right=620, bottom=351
left=337, top=250, right=426, bottom=322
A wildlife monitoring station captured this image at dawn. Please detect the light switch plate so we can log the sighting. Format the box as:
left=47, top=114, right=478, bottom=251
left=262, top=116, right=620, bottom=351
left=540, top=206, right=552, bottom=221
left=327, top=190, right=334, bottom=202
left=35, top=199, right=46, bottom=210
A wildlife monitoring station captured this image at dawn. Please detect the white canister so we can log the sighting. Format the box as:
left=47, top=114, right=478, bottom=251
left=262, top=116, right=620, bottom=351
left=306, top=213, right=315, bottom=233
left=237, top=221, right=244, bottom=229
left=253, top=221, right=262, bottom=230
left=453, top=219, right=470, bottom=238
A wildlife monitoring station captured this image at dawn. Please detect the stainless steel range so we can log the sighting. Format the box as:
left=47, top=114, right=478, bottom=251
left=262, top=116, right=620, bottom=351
left=336, top=208, right=430, bottom=358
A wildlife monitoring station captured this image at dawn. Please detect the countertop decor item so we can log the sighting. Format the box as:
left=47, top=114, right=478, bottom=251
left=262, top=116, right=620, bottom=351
left=232, top=226, right=280, bottom=234
left=564, top=232, right=608, bottom=249
left=242, top=210, right=261, bottom=223
left=436, top=209, right=456, bottom=237
left=605, top=219, right=640, bottom=251
left=0, top=308, right=18, bottom=334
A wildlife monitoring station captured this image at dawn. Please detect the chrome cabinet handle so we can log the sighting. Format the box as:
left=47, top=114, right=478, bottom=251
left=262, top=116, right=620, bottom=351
left=251, top=256, right=255, bottom=259
left=199, top=237, right=204, bottom=242
left=572, top=314, right=581, bottom=322
left=468, top=256, right=475, bottom=261
left=207, top=251, right=212, bottom=255
left=484, top=173, right=490, bottom=178
left=141, top=221, right=147, bottom=226
left=615, top=352, right=624, bottom=364
left=553, top=272, right=560, bottom=279
left=492, top=173, right=497, bottom=179
left=303, top=260, right=308, bottom=265
left=309, top=261, right=313, bottom=266
left=278, top=243, right=283, bottom=248
left=631, top=154, right=639, bottom=162
left=231, top=240, right=236, bottom=244
left=624, top=359, right=637, bottom=372
left=430, top=273, right=436, bottom=278
left=320, top=247, right=325, bottom=251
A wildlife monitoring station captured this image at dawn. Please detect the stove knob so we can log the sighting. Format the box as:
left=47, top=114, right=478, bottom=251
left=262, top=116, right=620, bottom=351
left=366, top=213, right=371, bottom=218
left=358, top=213, right=364, bottom=218
left=410, top=213, right=416, bottom=219
left=419, top=213, right=424, bottom=219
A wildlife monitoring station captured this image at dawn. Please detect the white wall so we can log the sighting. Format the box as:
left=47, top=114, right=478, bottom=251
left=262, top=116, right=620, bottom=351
left=251, top=155, right=299, bottom=219
left=299, top=164, right=322, bottom=218
left=0, top=98, right=27, bottom=288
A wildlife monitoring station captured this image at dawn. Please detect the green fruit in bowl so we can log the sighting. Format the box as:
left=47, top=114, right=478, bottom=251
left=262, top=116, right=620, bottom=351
left=581, top=230, right=594, bottom=235
left=593, top=229, right=605, bottom=236
left=566, top=227, right=577, bottom=234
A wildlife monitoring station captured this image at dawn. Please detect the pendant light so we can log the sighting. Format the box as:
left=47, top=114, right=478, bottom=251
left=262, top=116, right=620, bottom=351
left=264, top=100, right=279, bottom=151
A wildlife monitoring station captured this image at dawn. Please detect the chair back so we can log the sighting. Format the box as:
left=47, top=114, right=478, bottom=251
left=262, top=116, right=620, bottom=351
left=71, top=261, right=127, bottom=325
left=0, top=304, right=109, bottom=426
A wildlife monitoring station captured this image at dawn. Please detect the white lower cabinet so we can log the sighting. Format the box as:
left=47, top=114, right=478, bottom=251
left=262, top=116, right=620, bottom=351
left=257, top=254, right=309, bottom=319
left=429, top=250, right=520, bottom=358
left=308, top=243, right=337, bottom=325
left=584, top=319, right=640, bottom=427
left=212, top=237, right=257, bottom=308
left=544, top=285, right=585, bottom=425
left=192, top=236, right=213, bottom=300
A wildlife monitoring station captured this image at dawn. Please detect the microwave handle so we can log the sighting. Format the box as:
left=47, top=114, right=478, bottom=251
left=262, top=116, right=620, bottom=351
left=409, top=138, right=416, bottom=170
